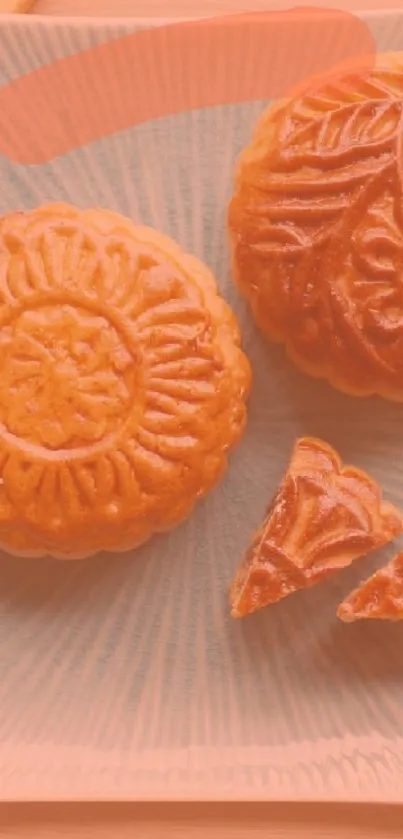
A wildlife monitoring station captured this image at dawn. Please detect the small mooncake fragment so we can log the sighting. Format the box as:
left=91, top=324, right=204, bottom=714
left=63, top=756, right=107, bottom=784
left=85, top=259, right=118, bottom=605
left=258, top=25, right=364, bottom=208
left=338, top=552, right=403, bottom=622
left=0, top=203, right=251, bottom=559
left=230, top=437, right=402, bottom=618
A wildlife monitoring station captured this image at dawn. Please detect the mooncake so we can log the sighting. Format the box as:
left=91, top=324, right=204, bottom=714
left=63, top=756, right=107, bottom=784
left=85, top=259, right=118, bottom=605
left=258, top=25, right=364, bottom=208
left=0, top=1, right=33, bottom=10
left=338, top=552, right=403, bottom=622
left=230, top=437, right=402, bottom=618
left=228, top=53, right=403, bottom=401
left=0, top=203, right=251, bottom=559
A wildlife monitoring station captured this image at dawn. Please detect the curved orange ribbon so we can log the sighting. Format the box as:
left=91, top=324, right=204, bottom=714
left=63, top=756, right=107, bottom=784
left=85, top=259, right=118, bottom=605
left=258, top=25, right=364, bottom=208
left=0, top=7, right=375, bottom=164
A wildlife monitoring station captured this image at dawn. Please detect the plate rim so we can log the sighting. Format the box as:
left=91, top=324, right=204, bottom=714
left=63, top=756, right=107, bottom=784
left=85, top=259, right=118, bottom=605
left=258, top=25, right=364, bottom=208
left=0, top=3, right=402, bottom=806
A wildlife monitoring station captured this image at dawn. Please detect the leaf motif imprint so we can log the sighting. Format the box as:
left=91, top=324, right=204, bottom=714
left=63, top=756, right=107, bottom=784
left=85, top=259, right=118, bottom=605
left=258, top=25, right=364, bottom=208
left=229, top=61, right=403, bottom=397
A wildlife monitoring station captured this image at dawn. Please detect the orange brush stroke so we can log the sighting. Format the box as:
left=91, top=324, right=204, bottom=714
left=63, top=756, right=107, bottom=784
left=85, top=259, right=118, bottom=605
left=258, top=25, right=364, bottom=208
left=0, top=7, right=375, bottom=165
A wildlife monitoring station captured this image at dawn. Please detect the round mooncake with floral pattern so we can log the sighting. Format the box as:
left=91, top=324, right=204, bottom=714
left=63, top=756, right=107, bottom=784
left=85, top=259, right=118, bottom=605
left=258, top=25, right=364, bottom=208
left=0, top=203, right=251, bottom=558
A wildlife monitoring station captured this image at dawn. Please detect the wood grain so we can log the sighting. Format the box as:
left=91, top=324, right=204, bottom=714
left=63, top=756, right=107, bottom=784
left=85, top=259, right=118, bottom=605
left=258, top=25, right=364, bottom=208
left=30, top=0, right=403, bottom=16
left=3, top=803, right=403, bottom=838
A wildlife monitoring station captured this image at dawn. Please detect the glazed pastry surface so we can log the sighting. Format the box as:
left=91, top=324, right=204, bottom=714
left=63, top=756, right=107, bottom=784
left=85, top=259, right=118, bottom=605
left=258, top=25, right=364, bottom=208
left=338, top=551, right=403, bottom=622
left=228, top=53, right=403, bottom=400
left=230, top=437, right=402, bottom=618
left=0, top=203, right=251, bottom=558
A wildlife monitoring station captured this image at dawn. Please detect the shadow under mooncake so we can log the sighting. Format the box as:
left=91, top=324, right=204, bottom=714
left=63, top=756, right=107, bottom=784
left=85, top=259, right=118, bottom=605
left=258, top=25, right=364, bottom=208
left=0, top=203, right=251, bottom=559
left=228, top=52, right=403, bottom=402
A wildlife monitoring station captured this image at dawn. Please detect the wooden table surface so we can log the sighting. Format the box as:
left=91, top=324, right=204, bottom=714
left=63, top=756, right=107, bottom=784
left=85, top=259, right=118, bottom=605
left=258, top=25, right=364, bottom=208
left=5, top=0, right=403, bottom=835
left=29, top=0, right=403, bottom=15
left=3, top=802, right=403, bottom=838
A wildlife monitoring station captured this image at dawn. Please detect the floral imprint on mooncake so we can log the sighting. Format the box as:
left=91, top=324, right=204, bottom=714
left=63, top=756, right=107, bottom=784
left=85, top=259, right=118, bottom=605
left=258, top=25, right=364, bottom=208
left=0, top=204, right=251, bottom=559
left=0, top=304, right=138, bottom=451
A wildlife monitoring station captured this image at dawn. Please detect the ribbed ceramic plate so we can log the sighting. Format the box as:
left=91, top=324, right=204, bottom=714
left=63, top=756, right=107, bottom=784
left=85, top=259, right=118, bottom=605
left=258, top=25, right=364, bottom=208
left=1, top=8, right=403, bottom=803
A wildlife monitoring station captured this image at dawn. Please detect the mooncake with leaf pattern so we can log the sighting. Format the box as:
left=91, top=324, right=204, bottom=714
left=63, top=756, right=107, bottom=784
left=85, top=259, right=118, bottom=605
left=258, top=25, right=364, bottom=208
left=228, top=53, right=403, bottom=401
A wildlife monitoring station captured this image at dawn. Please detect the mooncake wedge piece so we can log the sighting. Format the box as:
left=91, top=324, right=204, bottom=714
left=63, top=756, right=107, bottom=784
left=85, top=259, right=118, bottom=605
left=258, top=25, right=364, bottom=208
left=0, top=203, right=251, bottom=559
left=338, top=552, right=403, bottom=622
left=230, top=437, right=402, bottom=618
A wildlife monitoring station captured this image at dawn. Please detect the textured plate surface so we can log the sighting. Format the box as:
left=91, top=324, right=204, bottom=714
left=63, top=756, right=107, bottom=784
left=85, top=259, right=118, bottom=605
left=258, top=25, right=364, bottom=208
left=1, top=10, right=403, bottom=803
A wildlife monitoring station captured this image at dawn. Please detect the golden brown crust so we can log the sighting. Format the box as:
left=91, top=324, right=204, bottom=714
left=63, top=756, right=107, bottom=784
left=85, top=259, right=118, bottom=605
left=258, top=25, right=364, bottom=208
left=228, top=52, right=403, bottom=401
left=0, top=0, right=33, bottom=11
left=0, top=203, right=251, bottom=558
left=338, top=551, right=403, bottom=622
left=230, top=437, right=402, bottom=618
